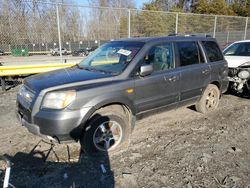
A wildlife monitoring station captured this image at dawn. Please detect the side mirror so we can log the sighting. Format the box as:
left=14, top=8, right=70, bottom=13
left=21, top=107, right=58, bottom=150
left=140, top=64, right=153, bottom=77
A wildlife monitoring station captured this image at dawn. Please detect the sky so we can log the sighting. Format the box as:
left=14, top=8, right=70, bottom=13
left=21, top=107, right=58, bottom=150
left=135, top=0, right=150, bottom=8
left=74, top=0, right=150, bottom=9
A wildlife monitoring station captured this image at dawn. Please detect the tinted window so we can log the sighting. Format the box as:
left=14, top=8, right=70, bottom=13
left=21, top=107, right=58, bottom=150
left=176, top=42, right=201, bottom=66
left=202, top=41, right=224, bottom=62
left=145, top=43, right=174, bottom=72
left=223, top=42, right=250, bottom=56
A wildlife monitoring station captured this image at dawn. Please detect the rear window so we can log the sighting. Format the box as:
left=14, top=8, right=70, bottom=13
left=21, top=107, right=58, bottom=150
left=176, top=42, right=203, bottom=66
left=202, top=41, right=224, bottom=62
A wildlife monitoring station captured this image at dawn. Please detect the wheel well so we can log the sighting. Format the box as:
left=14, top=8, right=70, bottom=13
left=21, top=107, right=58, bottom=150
left=210, top=81, right=220, bottom=90
left=100, top=103, right=132, bottom=117
left=93, top=103, right=135, bottom=132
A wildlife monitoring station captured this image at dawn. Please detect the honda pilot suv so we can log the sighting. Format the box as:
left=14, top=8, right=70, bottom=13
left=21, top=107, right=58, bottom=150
left=16, top=36, right=228, bottom=154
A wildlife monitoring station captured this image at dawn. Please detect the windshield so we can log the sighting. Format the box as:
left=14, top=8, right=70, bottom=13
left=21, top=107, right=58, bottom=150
left=223, top=42, right=250, bottom=56
left=78, top=41, right=144, bottom=74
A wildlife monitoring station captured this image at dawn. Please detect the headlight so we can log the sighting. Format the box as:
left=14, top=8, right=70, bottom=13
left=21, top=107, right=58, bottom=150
left=41, top=90, right=76, bottom=109
left=238, top=70, right=250, bottom=79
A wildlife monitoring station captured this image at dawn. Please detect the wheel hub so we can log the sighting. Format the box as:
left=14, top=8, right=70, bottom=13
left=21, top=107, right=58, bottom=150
left=205, top=89, right=218, bottom=109
left=93, top=121, right=122, bottom=151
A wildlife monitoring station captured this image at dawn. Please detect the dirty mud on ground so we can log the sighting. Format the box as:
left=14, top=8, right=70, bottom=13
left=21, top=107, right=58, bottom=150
left=0, top=86, right=250, bottom=187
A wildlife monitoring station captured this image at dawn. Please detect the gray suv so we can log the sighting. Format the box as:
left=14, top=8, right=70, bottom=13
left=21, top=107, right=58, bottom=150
left=16, top=36, right=228, bottom=154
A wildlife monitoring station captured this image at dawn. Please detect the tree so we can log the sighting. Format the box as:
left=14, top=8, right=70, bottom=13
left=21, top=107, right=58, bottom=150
left=192, top=0, right=235, bottom=15
left=87, top=0, right=136, bottom=40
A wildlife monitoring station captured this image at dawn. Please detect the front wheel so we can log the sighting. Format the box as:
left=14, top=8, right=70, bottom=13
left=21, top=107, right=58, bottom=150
left=81, top=106, right=130, bottom=155
left=195, top=84, right=220, bottom=114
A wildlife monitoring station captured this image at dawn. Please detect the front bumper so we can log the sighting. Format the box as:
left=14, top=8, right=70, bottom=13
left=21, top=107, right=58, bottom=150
left=16, top=103, right=92, bottom=142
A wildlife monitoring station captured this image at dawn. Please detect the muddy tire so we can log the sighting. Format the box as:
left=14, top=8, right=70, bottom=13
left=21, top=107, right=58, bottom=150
left=195, top=84, right=220, bottom=114
left=81, top=105, right=130, bottom=155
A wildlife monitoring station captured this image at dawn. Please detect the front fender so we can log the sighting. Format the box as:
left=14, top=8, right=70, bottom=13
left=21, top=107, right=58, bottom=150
left=85, top=93, right=136, bottom=115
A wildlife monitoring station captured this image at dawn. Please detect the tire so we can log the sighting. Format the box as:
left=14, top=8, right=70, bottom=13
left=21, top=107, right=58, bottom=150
left=81, top=105, right=130, bottom=155
left=195, top=84, right=220, bottom=114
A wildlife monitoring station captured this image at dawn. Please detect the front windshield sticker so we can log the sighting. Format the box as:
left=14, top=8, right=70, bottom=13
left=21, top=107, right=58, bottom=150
left=117, top=49, right=132, bottom=56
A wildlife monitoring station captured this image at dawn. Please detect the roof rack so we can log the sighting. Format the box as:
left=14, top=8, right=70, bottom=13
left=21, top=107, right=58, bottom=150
left=168, top=33, right=212, bottom=38
left=168, top=33, right=178, bottom=36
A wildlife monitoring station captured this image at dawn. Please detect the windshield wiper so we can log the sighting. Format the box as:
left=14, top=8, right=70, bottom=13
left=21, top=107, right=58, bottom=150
left=76, top=64, right=118, bottom=75
left=94, top=69, right=117, bottom=75
left=76, top=64, right=94, bottom=71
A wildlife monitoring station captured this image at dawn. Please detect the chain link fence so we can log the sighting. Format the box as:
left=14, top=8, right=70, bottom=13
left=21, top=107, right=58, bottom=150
left=0, top=0, right=250, bottom=60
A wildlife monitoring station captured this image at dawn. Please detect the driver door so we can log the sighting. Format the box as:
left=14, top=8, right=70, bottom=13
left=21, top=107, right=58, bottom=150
left=134, top=42, right=180, bottom=113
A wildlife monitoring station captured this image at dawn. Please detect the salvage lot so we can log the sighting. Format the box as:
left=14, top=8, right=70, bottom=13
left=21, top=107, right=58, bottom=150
left=0, top=87, right=250, bottom=187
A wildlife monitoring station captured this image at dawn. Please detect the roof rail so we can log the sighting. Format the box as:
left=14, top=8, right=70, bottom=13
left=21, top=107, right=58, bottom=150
left=168, top=33, right=178, bottom=36
left=168, top=33, right=213, bottom=38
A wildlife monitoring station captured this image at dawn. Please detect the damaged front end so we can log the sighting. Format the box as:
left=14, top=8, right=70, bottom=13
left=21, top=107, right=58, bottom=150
left=228, top=62, right=250, bottom=94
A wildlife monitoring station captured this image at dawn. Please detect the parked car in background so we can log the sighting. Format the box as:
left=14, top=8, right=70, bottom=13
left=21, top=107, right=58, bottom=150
left=50, top=48, right=68, bottom=56
left=0, top=49, right=4, bottom=55
left=16, top=36, right=228, bottom=154
left=72, top=46, right=98, bottom=56
left=223, top=40, right=250, bottom=95
left=72, top=48, right=86, bottom=56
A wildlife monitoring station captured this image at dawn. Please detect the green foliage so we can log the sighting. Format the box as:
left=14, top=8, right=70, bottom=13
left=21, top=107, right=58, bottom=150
left=118, top=0, right=250, bottom=39
left=231, top=0, right=250, bottom=17
left=193, top=0, right=235, bottom=15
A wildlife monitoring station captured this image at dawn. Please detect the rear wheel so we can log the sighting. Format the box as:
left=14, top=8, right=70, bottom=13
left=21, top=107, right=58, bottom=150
left=81, top=105, right=130, bottom=155
left=195, top=84, right=220, bottom=114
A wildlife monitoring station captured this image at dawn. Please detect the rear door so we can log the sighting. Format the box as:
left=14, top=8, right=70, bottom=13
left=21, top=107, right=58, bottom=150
left=134, top=42, right=180, bottom=113
left=175, top=41, right=211, bottom=103
left=202, top=41, right=228, bottom=92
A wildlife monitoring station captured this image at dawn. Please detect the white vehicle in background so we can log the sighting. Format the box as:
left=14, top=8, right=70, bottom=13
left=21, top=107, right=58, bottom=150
left=50, top=48, right=68, bottom=56
left=223, top=40, right=250, bottom=95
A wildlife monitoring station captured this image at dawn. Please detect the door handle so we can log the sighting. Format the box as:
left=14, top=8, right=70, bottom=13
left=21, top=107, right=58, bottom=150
left=166, top=76, right=177, bottom=82
left=202, top=69, right=210, bottom=74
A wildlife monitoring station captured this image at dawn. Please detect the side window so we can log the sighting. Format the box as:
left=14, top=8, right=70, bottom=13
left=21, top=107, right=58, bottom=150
left=145, top=43, right=174, bottom=72
left=176, top=42, right=202, bottom=66
left=236, top=43, right=250, bottom=56
left=202, top=41, right=224, bottom=62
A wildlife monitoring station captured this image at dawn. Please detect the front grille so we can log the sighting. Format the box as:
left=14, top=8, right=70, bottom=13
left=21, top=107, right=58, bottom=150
left=17, top=85, right=35, bottom=123
left=228, top=68, right=238, bottom=77
left=18, top=85, right=35, bottom=105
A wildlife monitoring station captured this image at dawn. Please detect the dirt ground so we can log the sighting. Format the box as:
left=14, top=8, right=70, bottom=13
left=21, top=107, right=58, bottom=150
left=0, top=86, right=250, bottom=188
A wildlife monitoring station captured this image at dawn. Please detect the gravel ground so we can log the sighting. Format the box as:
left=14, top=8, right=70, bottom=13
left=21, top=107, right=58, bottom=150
left=0, top=86, right=250, bottom=188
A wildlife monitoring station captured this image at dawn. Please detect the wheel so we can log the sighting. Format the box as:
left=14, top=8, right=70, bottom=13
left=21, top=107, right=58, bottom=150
left=81, top=105, right=130, bottom=155
left=195, top=84, right=220, bottom=114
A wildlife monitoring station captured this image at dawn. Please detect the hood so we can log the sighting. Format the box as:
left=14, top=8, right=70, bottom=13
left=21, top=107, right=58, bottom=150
left=224, top=56, right=250, bottom=68
left=24, top=66, right=113, bottom=93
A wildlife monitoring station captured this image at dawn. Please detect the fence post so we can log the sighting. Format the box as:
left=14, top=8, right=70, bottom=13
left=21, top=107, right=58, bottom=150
left=175, top=13, right=178, bottom=34
left=226, top=31, right=230, bottom=43
left=244, top=17, right=248, bottom=40
left=213, top=15, right=217, bottom=38
left=56, top=3, right=63, bottom=63
left=128, top=9, right=131, bottom=38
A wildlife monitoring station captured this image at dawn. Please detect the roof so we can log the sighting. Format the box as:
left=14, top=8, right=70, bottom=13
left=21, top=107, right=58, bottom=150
left=114, top=35, right=216, bottom=43
left=232, top=40, right=250, bottom=44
